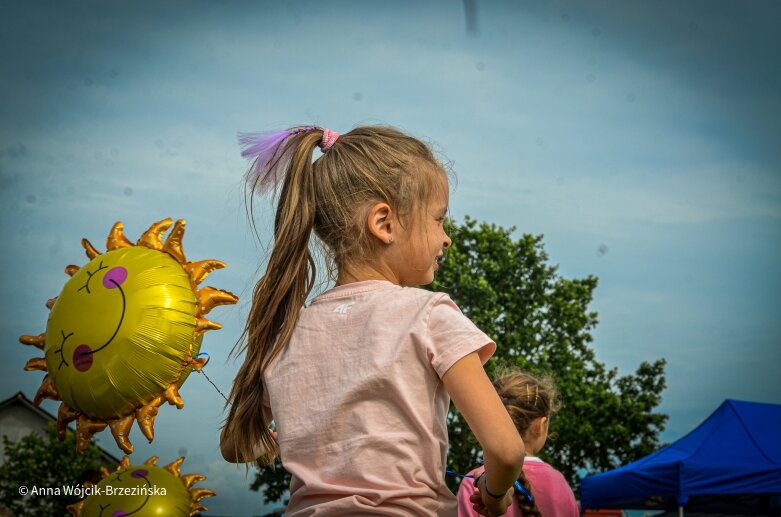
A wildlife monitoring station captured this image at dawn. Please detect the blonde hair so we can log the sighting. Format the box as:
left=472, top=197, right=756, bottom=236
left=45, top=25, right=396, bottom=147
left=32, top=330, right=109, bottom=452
left=224, top=125, right=446, bottom=466
left=492, top=369, right=560, bottom=517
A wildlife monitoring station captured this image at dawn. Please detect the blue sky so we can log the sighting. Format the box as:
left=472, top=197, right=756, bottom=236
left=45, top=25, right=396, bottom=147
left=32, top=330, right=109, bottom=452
left=1, top=1, right=779, bottom=515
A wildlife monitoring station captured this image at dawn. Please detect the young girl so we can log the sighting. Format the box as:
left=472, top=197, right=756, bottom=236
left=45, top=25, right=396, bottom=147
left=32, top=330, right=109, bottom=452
left=219, top=125, right=525, bottom=516
left=457, top=370, right=579, bottom=516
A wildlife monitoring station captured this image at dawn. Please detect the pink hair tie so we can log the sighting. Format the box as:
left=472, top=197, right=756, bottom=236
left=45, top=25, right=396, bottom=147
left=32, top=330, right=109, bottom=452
left=320, top=128, right=340, bottom=152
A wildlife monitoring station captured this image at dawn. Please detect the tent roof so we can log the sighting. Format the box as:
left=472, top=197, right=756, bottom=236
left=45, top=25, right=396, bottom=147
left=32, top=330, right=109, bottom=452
left=580, top=399, right=781, bottom=510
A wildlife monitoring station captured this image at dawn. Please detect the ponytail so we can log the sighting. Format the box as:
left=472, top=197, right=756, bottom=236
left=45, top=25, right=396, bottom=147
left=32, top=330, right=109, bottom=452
left=223, top=129, right=323, bottom=466
left=516, top=472, right=541, bottom=516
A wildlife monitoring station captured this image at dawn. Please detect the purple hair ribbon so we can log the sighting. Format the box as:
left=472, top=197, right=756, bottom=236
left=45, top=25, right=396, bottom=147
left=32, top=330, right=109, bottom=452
left=238, top=127, right=315, bottom=194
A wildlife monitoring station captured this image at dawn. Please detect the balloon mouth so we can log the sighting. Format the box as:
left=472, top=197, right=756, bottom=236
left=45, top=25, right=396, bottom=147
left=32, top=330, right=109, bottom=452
left=73, top=345, right=94, bottom=372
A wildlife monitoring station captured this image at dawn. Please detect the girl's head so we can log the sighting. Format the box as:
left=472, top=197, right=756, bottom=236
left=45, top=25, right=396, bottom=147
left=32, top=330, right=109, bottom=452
left=492, top=369, right=560, bottom=516
left=225, top=125, right=450, bottom=466
left=493, top=369, right=559, bottom=455
left=245, top=125, right=451, bottom=285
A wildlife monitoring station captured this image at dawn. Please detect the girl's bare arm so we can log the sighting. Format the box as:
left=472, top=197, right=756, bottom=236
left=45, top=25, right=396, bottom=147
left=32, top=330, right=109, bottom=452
left=443, top=352, right=525, bottom=514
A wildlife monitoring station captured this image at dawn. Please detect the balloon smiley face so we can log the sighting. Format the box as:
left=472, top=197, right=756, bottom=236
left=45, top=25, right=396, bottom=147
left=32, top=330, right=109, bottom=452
left=46, top=246, right=197, bottom=420
left=70, top=261, right=129, bottom=373
left=72, top=456, right=215, bottom=517
left=21, top=219, right=238, bottom=453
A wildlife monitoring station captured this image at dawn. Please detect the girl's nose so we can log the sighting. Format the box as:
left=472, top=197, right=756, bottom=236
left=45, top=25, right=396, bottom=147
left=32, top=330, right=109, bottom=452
left=443, top=233, right=452, bottom=249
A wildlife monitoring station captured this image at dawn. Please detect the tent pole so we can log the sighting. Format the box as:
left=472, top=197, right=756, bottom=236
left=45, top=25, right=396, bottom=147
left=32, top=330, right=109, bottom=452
left=678, top=505, right=684, bottom=517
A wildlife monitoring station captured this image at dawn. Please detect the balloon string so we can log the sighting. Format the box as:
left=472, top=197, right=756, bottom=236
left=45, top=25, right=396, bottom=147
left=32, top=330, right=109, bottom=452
left=193, top=352, right=228, bottom=402
left=197, top=368, right=229, bottom=402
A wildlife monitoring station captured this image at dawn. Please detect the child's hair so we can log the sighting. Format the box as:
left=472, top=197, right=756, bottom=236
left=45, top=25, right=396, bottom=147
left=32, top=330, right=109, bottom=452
left=492, top=369, right=560, bottom=517
left=224, top=125, right=446, bottom=466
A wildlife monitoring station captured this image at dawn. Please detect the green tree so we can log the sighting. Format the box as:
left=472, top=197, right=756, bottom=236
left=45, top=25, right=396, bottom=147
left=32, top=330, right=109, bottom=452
left=0, top=423, right=107, bottom=517
left=249, top=458, right=290, bottom=505
left=249, top=216, right=667, bottom=502
left=430, top=217, right=667, bottom=491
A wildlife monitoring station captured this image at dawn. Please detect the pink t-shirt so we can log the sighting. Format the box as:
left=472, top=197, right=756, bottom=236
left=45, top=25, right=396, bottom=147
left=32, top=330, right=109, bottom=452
left=456, top=459, right=579, bottom=516
left=263, top=280, right=495, bottom=516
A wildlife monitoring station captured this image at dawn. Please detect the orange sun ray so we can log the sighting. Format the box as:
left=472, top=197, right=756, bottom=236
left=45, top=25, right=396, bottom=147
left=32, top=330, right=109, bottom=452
left=163, top=219, right=187, bottom=263
left=182, top=473, right=205, bottom=488
left=19, top=333, right=46, bottom=350
left=57, top=403, right=80, bottom=441
left=191, top=487, right=217, bottom=503
left=81, top=238, right=101, bottom=259
left=66, top=499, right=85, bottom=516
left=75, top=415, right=108, bottom=453
left=23, top=357, right=47, bottom=371
left=107, top=414, right=136, bottom=454
left=184, top=259, right=226, bottom=286
left=106, top=221, right=134, bottom=250
left=163, top=456, right=185, bottom=477
left=165, top=383, right=184, bottom=409
left=196, top=286, right=239, bottom=317
left=137, top=217, right=173, bottom=250
left=33, top=374, right=59, bottom=405
left=195, top=317, right=222, bottom=335
left=135, top=395, right=164, bottom=442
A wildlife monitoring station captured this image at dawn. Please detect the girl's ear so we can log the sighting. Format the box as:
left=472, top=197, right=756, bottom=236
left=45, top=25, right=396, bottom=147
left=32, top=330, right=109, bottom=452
left=366, top=202, right=395, bottom=245
left=531, top=416, right=548, bottom=437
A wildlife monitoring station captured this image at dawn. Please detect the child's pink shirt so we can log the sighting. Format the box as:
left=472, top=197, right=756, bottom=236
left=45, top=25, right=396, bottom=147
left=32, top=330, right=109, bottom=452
left=456, top=459, right=580, bottom=516
left=263, top=280, right=495, bottom=516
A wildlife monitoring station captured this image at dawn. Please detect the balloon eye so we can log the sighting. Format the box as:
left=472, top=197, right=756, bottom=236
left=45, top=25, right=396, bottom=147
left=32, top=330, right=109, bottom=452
left=131, top=469, right=148, bottom=478
left=78, top=261, right=109, bottom=294
left=103, top=267, right=128, bottom=289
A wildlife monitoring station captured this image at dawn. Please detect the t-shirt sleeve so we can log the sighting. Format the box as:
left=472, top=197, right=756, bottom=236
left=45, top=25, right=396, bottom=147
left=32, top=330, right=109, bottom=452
left=426, top=293, right=496, bottom=378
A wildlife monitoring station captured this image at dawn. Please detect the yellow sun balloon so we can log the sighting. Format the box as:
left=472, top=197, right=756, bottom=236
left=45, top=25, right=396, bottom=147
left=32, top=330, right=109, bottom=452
left=21, top=218, right=238, bottom=454
left=67, top=455, right=215, bottom=517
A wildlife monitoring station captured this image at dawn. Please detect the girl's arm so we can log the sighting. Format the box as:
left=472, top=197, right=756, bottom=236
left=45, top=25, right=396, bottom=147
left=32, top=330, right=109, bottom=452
left=443, top=352, right=525, bottom=514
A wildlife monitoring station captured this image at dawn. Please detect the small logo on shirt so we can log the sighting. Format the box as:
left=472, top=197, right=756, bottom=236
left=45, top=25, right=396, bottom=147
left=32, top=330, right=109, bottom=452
left=333, top=303, right=354, bottom=314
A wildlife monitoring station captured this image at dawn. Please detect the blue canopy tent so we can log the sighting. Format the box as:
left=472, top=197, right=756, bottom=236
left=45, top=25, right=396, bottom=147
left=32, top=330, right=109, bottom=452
left=580, top=399, right=781, bottom=515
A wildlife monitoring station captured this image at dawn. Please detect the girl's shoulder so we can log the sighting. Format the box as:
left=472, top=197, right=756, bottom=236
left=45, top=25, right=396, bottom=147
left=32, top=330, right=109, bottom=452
left=523, top=458, right=570, bottom=484
left=310, top=281, right=454, bottom=311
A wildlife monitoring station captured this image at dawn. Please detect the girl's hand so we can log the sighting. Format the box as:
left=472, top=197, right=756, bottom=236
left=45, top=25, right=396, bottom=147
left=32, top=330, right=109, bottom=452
left=470, top=473, right=513, bottom=516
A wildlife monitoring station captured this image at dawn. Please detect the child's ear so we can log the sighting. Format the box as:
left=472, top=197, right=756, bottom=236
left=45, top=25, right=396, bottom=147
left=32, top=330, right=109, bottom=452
left=531, top=416, right=547, bottom=437
left=366, top=202, right=395, bottom=245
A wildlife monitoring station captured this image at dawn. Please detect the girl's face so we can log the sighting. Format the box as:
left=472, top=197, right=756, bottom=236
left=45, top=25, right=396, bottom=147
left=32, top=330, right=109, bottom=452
left=392, top=173, right=451, bottom=286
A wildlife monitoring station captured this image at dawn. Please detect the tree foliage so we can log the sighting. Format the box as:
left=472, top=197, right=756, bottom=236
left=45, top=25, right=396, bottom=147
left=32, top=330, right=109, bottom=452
left=249, top=216, right=667, bottom=502
left=430, top=217, right=667, bottom=491
left=0, top=422, right=107, bottom=517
